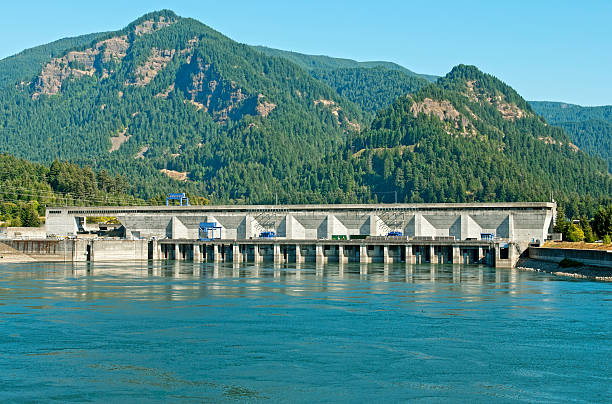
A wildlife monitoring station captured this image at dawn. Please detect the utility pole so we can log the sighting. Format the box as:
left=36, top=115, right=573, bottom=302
left=394, top=191, right=397, bottom=204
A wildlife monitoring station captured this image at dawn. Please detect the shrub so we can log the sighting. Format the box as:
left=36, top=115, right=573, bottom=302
left=565, top=224, right=584, bottom=242
left=559, top=258, right=584, bottom=268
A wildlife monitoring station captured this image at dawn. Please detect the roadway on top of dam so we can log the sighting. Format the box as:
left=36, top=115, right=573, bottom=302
left=50, top=202, right=556, bottom=215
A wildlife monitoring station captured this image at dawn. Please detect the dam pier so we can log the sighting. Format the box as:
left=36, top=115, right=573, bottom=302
left=153, top=238, right=501, bottom=266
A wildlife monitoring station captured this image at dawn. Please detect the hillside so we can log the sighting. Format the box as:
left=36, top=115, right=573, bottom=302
left=252, top=46, right=437, bottom=79
left=0, top=11, right=610, bottom=218
left=530, top=101, right=612, bottom=171
left=255, top=46, right=433, bottom=114
left=0, top=154, right=141, bottom=226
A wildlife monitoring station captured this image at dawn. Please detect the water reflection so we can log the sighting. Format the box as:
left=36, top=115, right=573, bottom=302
left=0, top=260, right=566, bottom=305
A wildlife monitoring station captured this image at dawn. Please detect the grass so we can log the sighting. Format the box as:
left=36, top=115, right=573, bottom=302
left=542, top=241, right=612, bottom=251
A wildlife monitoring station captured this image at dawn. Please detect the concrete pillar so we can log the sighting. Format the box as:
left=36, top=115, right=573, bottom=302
left=453, top=246, right=461, bottom=264
left=193, top=244, right=200, bottom=262
left=405, top=245, right=415, bottom=264
left=494, top=243, right=500, bottom=260
left=359, top=245, right=368, bottom=264
left=429, top=245, right=437, bottom=264
left=508, top=243, right=516, bottom=266
left=274, top=244, right=281, bottom=264
left=174, top=244, right=180, bottom=261
left=478, top=246, right=485, bottom=263
left=213, top=244, right=221, bottom=262
left=315, top=244, right=324, bottom=264
left=338, top=245, right=346, bottom=264
left=383, top=245, right=390, bottom=264
left=151, top=240, right=159, bottom=260
left=295, top=244, right=302, bottom=263
left=233, top=244, right=240, bottom=263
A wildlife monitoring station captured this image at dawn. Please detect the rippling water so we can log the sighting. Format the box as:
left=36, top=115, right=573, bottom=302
left=0, top=261, right=610, bottom=402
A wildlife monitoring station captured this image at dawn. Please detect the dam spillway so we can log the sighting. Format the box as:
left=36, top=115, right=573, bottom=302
left=41, top=202, right=556, bottom=268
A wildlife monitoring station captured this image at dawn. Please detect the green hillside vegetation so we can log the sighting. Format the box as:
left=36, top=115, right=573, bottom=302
left=255, top=46, right=433, bottom=114
left=253, top=46, right=436, bottom=79
left=310, top=67, right=429, bottom=115
left=0, top=154, right=141, bottom=226
left=530, top=101, right=612, bottom=172
left=0, top=11, right=610, bottom=221
left=529, top=101, right=612, bottom=123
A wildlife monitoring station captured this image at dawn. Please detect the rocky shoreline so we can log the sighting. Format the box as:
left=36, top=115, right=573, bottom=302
left=516, top=258, right=612, bottom=282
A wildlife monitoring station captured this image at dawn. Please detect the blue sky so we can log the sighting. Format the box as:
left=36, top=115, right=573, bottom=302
left=2, top=0, right=611, bottom=105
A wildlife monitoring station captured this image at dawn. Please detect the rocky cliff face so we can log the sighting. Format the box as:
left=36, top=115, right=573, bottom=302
left=30, top=15, right=277, bottom=123
left=31, top=17, right=175, bottom=97
left=127, top=48, right=176, bottom=86
left=465, top=80, right=529, bottom=121
left=175, top=55, right=275, bottom=122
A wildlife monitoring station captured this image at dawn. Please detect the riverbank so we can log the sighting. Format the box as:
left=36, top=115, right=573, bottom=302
left=516, top=257, right=612, bottom=282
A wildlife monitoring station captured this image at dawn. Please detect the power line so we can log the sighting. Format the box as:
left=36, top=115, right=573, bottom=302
left=0, top=185, right=151, bottom=207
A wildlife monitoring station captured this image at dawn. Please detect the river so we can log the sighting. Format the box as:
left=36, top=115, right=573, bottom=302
left=0, top=262, right=610, bottom=402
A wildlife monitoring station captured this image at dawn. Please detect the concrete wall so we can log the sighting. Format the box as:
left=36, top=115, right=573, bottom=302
left=529, top=247, right=612, bottom=269
left=0, top=239, right=87, bottom=262
left=0, top=239, right=148, bottom=262
left=89, top=239, right=148, bottom=262
left=0, top=226, right=47, bottom=239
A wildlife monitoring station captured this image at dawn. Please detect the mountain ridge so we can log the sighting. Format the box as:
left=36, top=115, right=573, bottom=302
left=530, top=101, right=612, bottom=172
left=252, top=45, right=437, bottom=80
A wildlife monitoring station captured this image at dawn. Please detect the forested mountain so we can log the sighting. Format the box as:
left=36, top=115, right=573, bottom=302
left=529, top=101, right=612, bottom=123
left=0, top=10, right=364, bottom=202
left=0, top=10, right=610, bottom=220
left=530, top=101, right=612, bottom=172
left=252, top=46, right=436, bottom=79
left=255, top=46, right=433, bottom=115
left=309, top=67, right=429, bottom=115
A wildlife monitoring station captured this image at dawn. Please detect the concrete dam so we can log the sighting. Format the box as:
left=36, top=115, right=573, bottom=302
left=42, top=202, right=556, bottom=268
